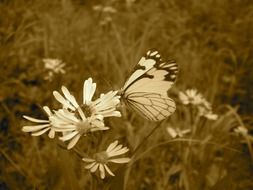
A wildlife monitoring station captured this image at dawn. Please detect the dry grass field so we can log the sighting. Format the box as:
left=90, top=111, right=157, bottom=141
left=0, top=0, right=253, bottom=189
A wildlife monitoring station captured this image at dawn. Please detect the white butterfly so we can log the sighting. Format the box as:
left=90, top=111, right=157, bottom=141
left=119, top=50, right=178, bottom=121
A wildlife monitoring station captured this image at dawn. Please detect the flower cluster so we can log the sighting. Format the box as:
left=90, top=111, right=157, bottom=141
left=22, top=78, right=130, bottom=179
left=23, top=78, right=119, bottom=149
left=179, top=89, right=218, bottom=120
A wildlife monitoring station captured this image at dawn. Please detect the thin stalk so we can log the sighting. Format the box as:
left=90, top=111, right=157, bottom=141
left=130, top=138, right=240, bottom=164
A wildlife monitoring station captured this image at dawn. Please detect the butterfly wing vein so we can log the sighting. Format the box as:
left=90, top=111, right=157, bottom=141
left=125, top=92, right=176, bottom=121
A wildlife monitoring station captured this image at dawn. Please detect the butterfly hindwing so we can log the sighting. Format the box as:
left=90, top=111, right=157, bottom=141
left=121, top=50, right=178, bottom=121
left=124, top=92, right=176, bottom=121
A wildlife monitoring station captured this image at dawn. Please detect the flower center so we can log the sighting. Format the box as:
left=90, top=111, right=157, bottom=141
left=94, top=151, right=109, bottom=164
left=80, top=104, right=93, bottom=117
left=188, top=96, right=195, bottom=103
left=76, top=120, right=92, bottom=135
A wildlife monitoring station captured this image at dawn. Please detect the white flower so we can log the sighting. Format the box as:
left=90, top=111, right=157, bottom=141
left=22, top=106, right=57, bottom=138
left=202, top=112, right=218, bottom=120
left=93, top=5, right=117, bottom=14
left=22, top=78, right=120, bottom=149
left=197, top=100, right=218, bottom=120
left=52, top=109, right=109, bottom=149
left=43, top=58, right=65, bottom=80
left=179, top=89, right=218, bottom=120
left=167, top=127, right=191, bottom=138
left=179, top=89, right=203, bottom=105
left=90, top=91, right=121, bottom=118
left=92, top=5, right=116, bottom=26
left=82, top=140, right=131, bottom=179
left=53, top=78, right=121, bottom=119
left=234, top=126, right=248, bottom=136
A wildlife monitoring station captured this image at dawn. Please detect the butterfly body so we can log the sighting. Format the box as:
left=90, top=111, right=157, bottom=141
left=120, top=50, right=178, bottom=121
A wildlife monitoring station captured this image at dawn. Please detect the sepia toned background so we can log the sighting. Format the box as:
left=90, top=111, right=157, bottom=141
left=0, top=0, right=253, bottom=189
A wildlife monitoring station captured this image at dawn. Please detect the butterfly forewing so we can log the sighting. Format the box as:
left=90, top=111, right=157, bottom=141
left=121, top=50, right=178, bottom=121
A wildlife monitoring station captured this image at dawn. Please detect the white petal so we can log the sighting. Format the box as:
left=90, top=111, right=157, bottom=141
left=82, top=158, right=96, bottom=162
left=109, top=158, right=131, bottom=163
left=99, top=164, right=105, bottom=179
left=205, top=113, right=218, bottom=120
left=31, top=128, right=50, bottom=136
left=48, top=129, right=55, bottom=138
left=57, top=111, right=79, bottom=123
left=43, top=106, right=52, bottom=116
left=104, top=164, right=115, bottom=176
left=90, top=126, right=109, bottom=132
left=100, top=111, right=121, bottom=118
left=83, top=80, right=87, bottom=104
left=59, top=131, right=79, bottom=141
left=22, top=124, right=50, bottom=132
left=90, top=163, right=99, bottom=173
left=61, top=86, right=79, bottom=108
left=95, top=114, right=104, bottom=121
left=85, top=162, right=96, bottom=169
left=53, top=109, right=79, bottom=123
left=83, top=78, right=91, bottom=104
left=53, top=127, right=76, bottom=132
left=178, top=92, right=188, bottom=104
left=182, top=129, right=191, bottom=134
left=86, top=78, right=93, bottom=103
left=91, top=120, right=105, bottom=128
left=167, top=127, right=177, bottom=138
left=53, top=91, right=75, bottom=110
left=111, top=144, right=123, bottom=152
left=109, top=147, right=129, bottom=157
left=106, top=140, right=119, bottom=152
left=23, top=115, right=49, bottom=123
left=67, top=134, right=81, bottom=149
left=89, top=83, right=96, bottom=102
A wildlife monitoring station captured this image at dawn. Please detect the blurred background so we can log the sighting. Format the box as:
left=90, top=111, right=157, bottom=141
left=1, top=0, right=253, bottom=189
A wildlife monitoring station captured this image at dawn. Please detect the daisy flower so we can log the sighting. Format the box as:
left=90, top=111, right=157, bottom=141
left=82, top=140, right=131, bottom=179
left=52, top=109, right=109, bottom=149
left=167, top=127, right=191, bottom=138
left=233, top=126, right=248, bottom=136
left=197, top=100, right=218, bottom=120
left=233, top=126, right=253, bottom=145
left=22, top=106, right=57, bottom=138
left=179, top=89, right=203, bottom=105
left=179, top=89, right=218, bottom=120
left=93, top=5, right=117, bottom=14
left=53, top=78, right=121, bottom=119
left=90, top=91, right=121, bottom=118
left=43, top=58, right=65, bottom=81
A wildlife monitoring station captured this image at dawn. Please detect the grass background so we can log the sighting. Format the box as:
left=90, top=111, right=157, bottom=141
left=0, top=0, right=253, bottom=189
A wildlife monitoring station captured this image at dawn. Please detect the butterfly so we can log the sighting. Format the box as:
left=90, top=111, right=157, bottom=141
left=119, top=50, right=178, bottom=121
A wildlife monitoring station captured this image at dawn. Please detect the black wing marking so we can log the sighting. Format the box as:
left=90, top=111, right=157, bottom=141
left=120, top=50, right=178, bottom=121
left=123, top=50, right=178, bottom=94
